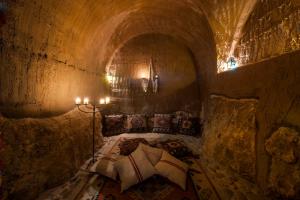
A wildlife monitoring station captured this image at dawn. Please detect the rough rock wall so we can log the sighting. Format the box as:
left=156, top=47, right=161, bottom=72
left=202, top=95, right=258, bottom=181
left=208, top=50, right=300, bottom=194
left=107, top=34, right=201, bottom=114
left=265, top=127, right=300, bottom=199
left=0, top=109, right=103, bottom=200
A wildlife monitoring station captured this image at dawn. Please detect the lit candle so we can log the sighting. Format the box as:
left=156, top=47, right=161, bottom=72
left=75, top=97, right=81, bottom=105
left=105, top=97, right=110, bottom=104
left=100, top=98, right=105, bottom=104
left=83, top=97, right=89, bottom=105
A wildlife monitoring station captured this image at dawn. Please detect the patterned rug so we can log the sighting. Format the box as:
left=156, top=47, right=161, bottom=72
left=37, top=134, right=220, bottom=200
left=92, top=175, right=198, bottom=200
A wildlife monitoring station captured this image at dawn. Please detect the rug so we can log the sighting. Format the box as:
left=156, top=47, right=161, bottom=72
left=37, top=134, right=221, bottom=200
left=93, top=175, right=198, bottom=200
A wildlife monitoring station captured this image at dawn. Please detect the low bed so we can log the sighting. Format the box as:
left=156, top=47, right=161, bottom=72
left=37, top=133, right=220, bottom=200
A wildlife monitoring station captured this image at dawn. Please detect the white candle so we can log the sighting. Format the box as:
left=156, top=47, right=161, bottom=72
left=100, top=98, right=105, bottom=104
left=83, top=97, right=89, bottom=105
left=105, top=97, right=110, bottom=104
left=75, top=97, right=81, bottom=105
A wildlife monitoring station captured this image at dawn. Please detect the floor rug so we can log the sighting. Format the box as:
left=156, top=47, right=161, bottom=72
left=94, top=175, right=198, bottom=200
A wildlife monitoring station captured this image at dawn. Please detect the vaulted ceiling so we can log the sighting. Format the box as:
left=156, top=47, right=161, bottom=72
left=0, top=0, right=258, bottom=116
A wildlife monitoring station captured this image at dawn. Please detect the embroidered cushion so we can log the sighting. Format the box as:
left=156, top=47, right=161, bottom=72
left=147, top=115, right=154, bottom=132
left=155, top=150, right=189, bottom=190
left=103, top=115, right=125, bottom=136
left=125, top=114, right=147, bottom=132
left=90, top=155, right=121, bottom=180
left=155, top=139, right=195, bottom=159
left=137, top=143, right=163, bottom=166
left=179, top=117, right=200, bottom=136
left=115, top=147, right=157, bottom=192
left=172, top=111, right=192, bottom=132
left=153, top=114, right=172, bottom=133
left=119, top=138, right=149, bottom=156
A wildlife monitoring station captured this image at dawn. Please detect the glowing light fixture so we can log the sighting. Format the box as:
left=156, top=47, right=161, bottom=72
left=83, top=97, right=89, bottom=105
left=105, top=97, right=110, bottom=104
left=74, top=96, right=111, bottom=163
left=75, top=97, right=81, bottom=105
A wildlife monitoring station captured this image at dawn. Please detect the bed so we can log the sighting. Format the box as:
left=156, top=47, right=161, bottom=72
left=37, top=133, right=220, bottom=200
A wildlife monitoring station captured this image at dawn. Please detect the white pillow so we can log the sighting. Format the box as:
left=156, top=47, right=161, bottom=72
left=155, top=150, right=188, bottom=190
left=90, top=156, right=119, bottom=180
left=137, top=143, right=163, bottom=166
left=115, top=146, right=157, bottom=192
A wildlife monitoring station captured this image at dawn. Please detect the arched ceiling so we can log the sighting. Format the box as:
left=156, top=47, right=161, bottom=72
left=2, top=0, right=257, bottom=72
left=0, top=0, right=258, bottom=116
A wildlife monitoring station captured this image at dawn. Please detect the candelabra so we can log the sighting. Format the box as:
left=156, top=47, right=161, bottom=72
left=75, top=96, right=111, bottom=163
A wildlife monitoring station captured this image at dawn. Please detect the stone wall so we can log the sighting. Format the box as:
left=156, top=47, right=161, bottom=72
left=202, top=95, right=258, bottom=181
left=265, top=127, right=300, bottom=198
left=0, top=109, right=103, bottom=200
left=208, top=50, right=300, bottom=195
left=106, top=34, right=201, bottom=114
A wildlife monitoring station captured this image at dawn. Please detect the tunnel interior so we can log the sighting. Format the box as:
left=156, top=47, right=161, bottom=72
left=0, top=0, right=300, bottom=200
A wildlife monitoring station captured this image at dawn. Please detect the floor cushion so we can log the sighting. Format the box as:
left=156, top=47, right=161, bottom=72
left=155, top=150, right=189, bottom=190
left=137, top=143, right=163, bottom=166
left=90, top=155, right=120, bottom=180
left=115, top=146, right=157, bottom=192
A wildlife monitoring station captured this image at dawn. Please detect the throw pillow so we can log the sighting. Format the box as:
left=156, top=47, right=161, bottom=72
left=155, top=150, right=188, bottom=190
left=115, top=147, right=157, bottom=192
left=103, top=115, right=125, bottom=136
left=153, top=114, right=172, bottom=133
left=179, top=117, right=199, bottom=136
left=125, top=114, right=147, bottom=132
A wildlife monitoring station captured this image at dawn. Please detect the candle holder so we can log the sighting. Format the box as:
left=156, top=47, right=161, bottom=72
left=75, top=97, right=111, bottom=163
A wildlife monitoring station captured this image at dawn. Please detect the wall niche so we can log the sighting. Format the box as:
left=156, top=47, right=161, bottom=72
left=106, top=34, right=201, bottom=114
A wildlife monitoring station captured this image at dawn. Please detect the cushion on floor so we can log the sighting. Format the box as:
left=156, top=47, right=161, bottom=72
left=155, top=150, right=189, bottom=190
left=115, top=146, right=157, bottom=192
left=119, top=138, right=149, bottom=156
left=137, top=143, right=163, bottom=166
left=90, top=155, right=120, bottom=180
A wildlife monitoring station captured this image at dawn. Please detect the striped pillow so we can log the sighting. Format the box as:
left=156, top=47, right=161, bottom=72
left=115, top=146, right=157, bottom=192
left=155, top=150, right=188, bottom=190
left=90, top=155, right=121, bottom=180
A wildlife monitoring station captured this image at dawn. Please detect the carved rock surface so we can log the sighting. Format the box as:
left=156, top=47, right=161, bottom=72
left=266, top=127, right=300, bottom=198
left=202, top=95, right=258, bottom=181
left=0, top=109, right=103, bottom=200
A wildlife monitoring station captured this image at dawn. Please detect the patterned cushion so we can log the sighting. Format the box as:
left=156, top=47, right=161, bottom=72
left=147, top=115, right=154, bottom=132
left=115, top=147, right=157, bottom=192
left=172, top=111, right=192, bottom=132
left=119, top=138, right=149, bottom=156
left=153, top=114, right=172, bottom=133
left=154, top=139, right=195, bottom=159
left=103, top=115, right=125, bottom=136
left=126, top=114, right=147, bottom=132
left=179, top=117, right=199, bottom=136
